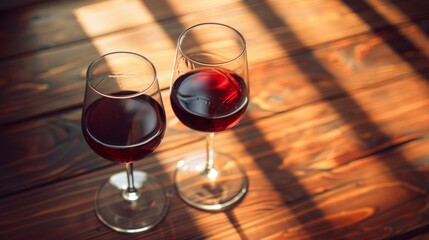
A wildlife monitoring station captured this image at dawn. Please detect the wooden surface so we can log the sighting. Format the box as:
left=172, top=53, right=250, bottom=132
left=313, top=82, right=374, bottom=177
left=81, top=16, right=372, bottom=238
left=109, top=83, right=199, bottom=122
left=1, top=0, right=429, bottom=239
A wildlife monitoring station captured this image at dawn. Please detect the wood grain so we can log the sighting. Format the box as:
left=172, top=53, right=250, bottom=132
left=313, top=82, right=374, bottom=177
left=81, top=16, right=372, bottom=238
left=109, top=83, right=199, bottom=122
left=1, top=0, right=429, bottom=125
left=0, top=0, right=427, bottom=59
left=1, top=69, right=428, bottom=202
left=2, top=0, right=429, bottom=239
left=1, top=123, right=428, bottom=239
left=0, top=0, right=241, bottom=59
left=2, top=18, right=429, bottom=195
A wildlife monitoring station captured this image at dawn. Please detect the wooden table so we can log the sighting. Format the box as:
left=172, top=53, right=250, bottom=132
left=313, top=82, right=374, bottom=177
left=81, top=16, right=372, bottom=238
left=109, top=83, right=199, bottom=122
left=1, top=0, right=429, bottom=239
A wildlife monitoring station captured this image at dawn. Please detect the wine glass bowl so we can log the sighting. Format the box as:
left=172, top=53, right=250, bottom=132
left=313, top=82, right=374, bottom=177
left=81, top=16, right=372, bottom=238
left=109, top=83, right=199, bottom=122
left=81, top=52, right=168, bottom=232
left=170, top=67, right=248, bottom=133
left=171, top=23, right=249, bottom=211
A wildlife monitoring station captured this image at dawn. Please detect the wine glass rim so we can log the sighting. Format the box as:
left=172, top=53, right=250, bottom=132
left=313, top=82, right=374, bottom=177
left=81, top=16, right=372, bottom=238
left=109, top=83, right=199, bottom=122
left=86, top=51, right=157, bottom=99
left=177, top=22, right=247, bottom=66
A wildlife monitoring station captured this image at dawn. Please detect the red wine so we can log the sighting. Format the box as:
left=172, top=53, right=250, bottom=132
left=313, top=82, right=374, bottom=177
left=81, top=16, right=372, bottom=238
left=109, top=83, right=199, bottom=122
left=82, top=92, right=166, bottom=163
left=170, top=68, right=248, bottom=132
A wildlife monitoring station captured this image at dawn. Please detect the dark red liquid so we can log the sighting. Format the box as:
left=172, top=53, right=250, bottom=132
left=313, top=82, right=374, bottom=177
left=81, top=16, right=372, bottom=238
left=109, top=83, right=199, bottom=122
left=170, top=68, right=248, bottom=132
left=82, top=92, right=166, bottom=163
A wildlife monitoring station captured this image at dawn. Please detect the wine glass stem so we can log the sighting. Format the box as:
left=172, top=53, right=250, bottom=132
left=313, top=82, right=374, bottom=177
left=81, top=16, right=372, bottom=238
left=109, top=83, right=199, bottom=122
left=204, top=132, right=216, bottom=174
left=124, top=162, right=140, bottom=201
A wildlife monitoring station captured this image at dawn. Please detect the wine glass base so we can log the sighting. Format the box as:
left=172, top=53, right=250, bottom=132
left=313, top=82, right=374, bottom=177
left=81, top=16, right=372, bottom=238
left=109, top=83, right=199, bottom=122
left=174, top=152, right=248, bottom=211
left=94, top=170, right=169, bottom=233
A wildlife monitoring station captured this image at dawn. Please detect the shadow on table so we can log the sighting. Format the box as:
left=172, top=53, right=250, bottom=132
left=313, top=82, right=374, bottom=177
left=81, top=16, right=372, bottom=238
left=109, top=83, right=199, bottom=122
left=342, top=0, right=429, bottom=82
left=238, top=0, right=429, bottom=238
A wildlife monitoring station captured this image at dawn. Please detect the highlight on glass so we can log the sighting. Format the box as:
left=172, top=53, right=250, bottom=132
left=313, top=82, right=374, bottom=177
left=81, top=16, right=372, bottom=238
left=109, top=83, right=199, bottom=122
left=81, top=51, right=168, bottom=232
left=170, top=23, right=249, bottom=211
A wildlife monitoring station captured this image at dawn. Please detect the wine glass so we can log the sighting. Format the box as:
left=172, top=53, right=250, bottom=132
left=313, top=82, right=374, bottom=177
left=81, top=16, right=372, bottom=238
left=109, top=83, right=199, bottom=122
left=170, top=23, right=249, bottom=211
left=81, top=51, right=168, bottom=232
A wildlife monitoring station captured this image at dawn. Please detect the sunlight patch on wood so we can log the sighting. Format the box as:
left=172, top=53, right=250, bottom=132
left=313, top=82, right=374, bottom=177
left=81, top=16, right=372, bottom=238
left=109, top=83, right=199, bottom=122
left=170, top=1, right=289, bottom=64
left=73, top=0, right=176, bottom=83
left=265, top=0, right=372, bottom=47
left=73, top=0, right=155, bottom=37
left=366, top=0, right=429, bottom=71
left=366, top=0, right=417, bottom=25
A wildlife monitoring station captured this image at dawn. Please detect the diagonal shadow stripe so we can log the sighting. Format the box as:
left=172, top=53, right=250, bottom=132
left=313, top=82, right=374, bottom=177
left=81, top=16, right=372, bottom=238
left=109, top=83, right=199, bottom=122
left=342, top=0, right=429, bottom=82
left=134, top=1, right=212, bottom=237
left=341, top=1, right=429, bottom=237
left=139, top=0, right=245, bottom=238
left=241, top=0, right=429, bottom=238
left=143, top=0, right=335, bottom=237
left=140, top=0, right=199, bottom=47
left=390, top=0, right=429, bottom=37
left=233, top=116, right=331, bottom=239
left=135, top=155, right=207, bottom=238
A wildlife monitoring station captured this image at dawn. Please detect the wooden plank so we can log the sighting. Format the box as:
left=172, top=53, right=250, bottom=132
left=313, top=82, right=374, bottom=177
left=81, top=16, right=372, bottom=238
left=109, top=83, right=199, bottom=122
left=0, top=158, right=211, bottom=239
left=226, top=158, right=429, bottom=239
left=1, top=70, right=428, bottom=199
left=0, top=90, right=199, bottom=198
left=0, top=0, right=426, bottom=59
left=2, top=15, right=429, bottom=125
left=2, top=15, right=429, bottom=195
left=1, top=117, right=428, bottom=239
left=0, top=0, right=241, bottom=59
left=1, top=1, right=429, bottom=239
